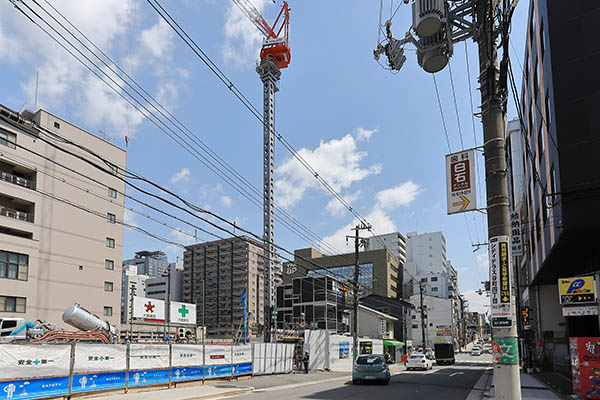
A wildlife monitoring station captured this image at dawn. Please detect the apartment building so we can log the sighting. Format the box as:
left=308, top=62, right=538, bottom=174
left=0, top=105, right=125, bottom=327
left=405, top=231, right=448, bottom=277
left=183, top=236, right=265, bottom=338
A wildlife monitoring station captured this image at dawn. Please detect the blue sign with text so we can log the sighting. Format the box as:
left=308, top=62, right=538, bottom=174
left=203, top=364, right=233, bottom=379
left=71, top=371, right=126, bottom=393
left=0, top=376, right=69, bottom=400
left=127, top=369, right=169, bottom=387
left=171, top=366, right=204, bottom=382
left=232, top=362, right=252, bottom=376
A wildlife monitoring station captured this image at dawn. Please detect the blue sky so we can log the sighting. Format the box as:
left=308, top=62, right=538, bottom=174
left=0, top=0, right=529, bottom=312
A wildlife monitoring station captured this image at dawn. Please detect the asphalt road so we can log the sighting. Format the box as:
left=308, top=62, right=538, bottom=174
left=228, top=353, right=492, bottom=400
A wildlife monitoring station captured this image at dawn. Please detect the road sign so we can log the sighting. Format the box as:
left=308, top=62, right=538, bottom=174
left=489, top=235, right=512, bottom=325
left=132, top=296, right=165, bottom=322
left=169, top=301, right=197, bottom=325
left=559, top=276, right=596, bottom=304
left=510, top=210, right=523, bottom=257
left=446, top=149, right=477, bottom=214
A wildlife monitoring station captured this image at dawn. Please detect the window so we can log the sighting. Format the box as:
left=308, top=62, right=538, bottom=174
left=540, top=20, right=545, bottom=61
left=105, top=259, right=114, bottom=270
left=108, top=163, right=118, bottom=175
left=538, top=124, right=545, bottom=161
left=79, top=265, right=83, bottom=271
left=545, top=92, right=551, bottom=129
left=431, top=287, right=438, bottom=292
left=431, top=277, right=438, bottom=282
left=106, top=237, right=115, bottom=248
left=103, top=306, right=113, bottom=316
left=107, top=213, right=116, bottom=224
left=53, top=121, right=61, bottom=129
left=411, top=315, right=416, bottom=319
left=0, top=250, right=29, bottom=281
left=0, top=296, right=26, bottom=312
left=104, top=282, right=113, bottom=292
left=421, top=278, right=427, bottom=282
left=412, top=324, right=418, bottom=329
left=108, top=188, right=117, bottom=199
left=0, top=128, right=16, bottom=149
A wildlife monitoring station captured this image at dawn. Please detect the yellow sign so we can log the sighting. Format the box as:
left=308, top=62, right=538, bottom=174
left=559, top=276, right=596, bottom=304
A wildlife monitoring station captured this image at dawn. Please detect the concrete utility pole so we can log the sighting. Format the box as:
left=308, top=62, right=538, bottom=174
left=476, top=0, right=521, bottom=397
left=419, top=281, right=427, bottom=348
left=347, top=223, right=370, bottom=369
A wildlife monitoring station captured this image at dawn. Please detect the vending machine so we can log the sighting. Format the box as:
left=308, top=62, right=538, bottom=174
left=570, top=337, right=600, bottom=398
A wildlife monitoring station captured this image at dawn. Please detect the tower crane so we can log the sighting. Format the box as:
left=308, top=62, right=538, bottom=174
left=231, top=0, right=290, bottom=342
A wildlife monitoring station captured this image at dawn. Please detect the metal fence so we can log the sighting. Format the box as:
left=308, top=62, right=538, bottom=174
left=0, top=342, right=293, bottom=400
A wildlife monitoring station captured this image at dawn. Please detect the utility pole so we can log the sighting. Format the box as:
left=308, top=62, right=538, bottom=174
left=347, top=223, right=370, bottom=369
left=419, top=281, right=427, bottom=348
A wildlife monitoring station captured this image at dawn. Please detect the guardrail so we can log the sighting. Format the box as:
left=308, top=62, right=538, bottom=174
left=0, top=342, right=293, bottom=400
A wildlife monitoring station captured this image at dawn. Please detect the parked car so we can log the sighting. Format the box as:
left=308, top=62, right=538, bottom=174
left=405, top=353, right=433, bottom=371
left=353, top=354, right=391, bottom=385
left=471, top=347, right=482, bottom=356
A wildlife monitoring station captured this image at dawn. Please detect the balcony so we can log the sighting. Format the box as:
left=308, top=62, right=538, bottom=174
left=0, top=207, right=34, bottom=223
left=0, top=160, right=36, bottom=190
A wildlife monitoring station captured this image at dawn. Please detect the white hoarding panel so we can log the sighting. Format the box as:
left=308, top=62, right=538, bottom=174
left=129, top=344, right=169, bottom=370
left=0, top=345, right=71, bottom=379
left=489, top=235, right=513, bottom=327
left=171, top=344, right=204, bottom=367
left=446, top=149, right=477, bottom=214
left=73, top=344, right=127, bottom=373
left=169, top=302, right=197, bottom=325
left=233, top=345, right=252, bottom=364
left=510, top=210, right=523, bottom=256
left=205, top=345, right=231, bottom=365
left=132, top=296, right=165, bottom=321
left=286, top=344, right=293, bottom=372
left=265, top=343, right=274, bottom=374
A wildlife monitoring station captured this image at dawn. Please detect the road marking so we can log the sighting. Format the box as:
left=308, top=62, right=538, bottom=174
left=449, top=372, right=464, bottom=377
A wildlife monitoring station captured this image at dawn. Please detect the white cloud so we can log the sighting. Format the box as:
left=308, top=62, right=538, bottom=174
left=123, top=208, right=136, bottom=226
left=461, top=290, right=490, bottom=314
left=276, top=134, right=381, bottom=208
left=171, top=168, right=190, bottom=185
left=325, top=191, right=360, bottom=217
left=475, top=251, right=489, bottom=269
left=171, top=228, right=196, bottom=246
left=220, top=195, right=232, bottom=208
left=375, top=181, right=421, bottom=210
left=139, top=18, right=174, bottom=59
left=355, top=128, right=376, bottom=141
left=222, top=0, right=270, bottom=67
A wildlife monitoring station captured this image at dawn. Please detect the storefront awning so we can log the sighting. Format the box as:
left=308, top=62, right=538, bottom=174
left=383, top=340, right=404, bottom=347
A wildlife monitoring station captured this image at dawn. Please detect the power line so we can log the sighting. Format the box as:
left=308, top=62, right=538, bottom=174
left=432, top=73, right=452, bottom=152
left=448, top=61, right=465, bottom=150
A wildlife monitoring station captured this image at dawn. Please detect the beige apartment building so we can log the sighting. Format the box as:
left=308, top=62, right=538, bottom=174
left=0, top=105, right=126, bottom=327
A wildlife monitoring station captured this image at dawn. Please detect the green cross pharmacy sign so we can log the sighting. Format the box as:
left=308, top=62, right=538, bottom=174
left=169, top=301, right=196, bottom=325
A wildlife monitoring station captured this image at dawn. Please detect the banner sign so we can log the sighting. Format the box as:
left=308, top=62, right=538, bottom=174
left=205, top=345, right=231, bottom=366
left=127, top=369, right=169, bottom=387
left=203, top=364, right=233, bottom=379
left=510, top=210, right=523, bottom=256
left=521, top=307, right=531, bottom=329
left=0, top=344, right=71, bottom=379
left=129, top=344, right=169, bottom=370
left=492, top=337, right=519, bottom=365
left=562, top=305, right=599, bottom=316
left=71, top=371, right=126, bottom=393
left=73, top=344, right=127, bottom=373
left=133, top=296, right=165, bottom=321
left=170, top=344, right=204, bottom=367
left=339, top=342, right=350, bottom=359
left=489, top=235, right=512, bottom=327
left=232, top=345, right=252, bottom=364
left=559, top=276, right=596, bottom=304
left=169, top=302, right=196, bottom=325
left=171, top=366, right=204, bottom=382
left=446, top=149, right=477, bottom=214
left=434, top=325, right=453, bottom=344
left=0, top=376, right=70, bottom=400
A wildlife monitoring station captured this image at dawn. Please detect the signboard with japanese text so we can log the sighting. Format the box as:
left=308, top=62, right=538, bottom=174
left=170, top=344, right=204, bottom=367
left=132, top=296, right=165, bottom=322
left=521, top=307, right=531, bottom=329
left=71, top=371, right=126, bottom=393
left=0, top=344, right=71, bottom=379
left=128, top=344, right=170, bottom=370
left=446, top=149, right=477, bottom=214
left=510, top=210, right=523, bottom=256
left=0, top=376, right=70, bottom=399
left=489, top=235, right=512, bottom=327
left=559, top=277, right=596, bottom=304
left=562, top=305, right=599, bottom=316
left=434, top=325, right=453, bottom=344
left=169, top=301, right=197, bottom=325
left=73, top=344, right=127, bottom=373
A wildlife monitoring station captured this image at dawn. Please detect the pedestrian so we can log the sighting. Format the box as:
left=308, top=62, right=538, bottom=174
left=303, top=351, right=310, bottom=374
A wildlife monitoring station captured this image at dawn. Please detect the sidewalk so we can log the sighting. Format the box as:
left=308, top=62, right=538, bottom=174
left=475, top=370, right=565, bottom=399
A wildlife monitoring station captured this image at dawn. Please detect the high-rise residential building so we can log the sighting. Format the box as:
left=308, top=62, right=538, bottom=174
left=120, top=265, right=149, bottom=324
left=283, top=247, right=402, bottom=299
left=183, top=236, right=265, bottom=338
left=405, top=232, right=448, bottom=277
left=123, top=250, right=169, bottom=277
left=0, top=105, right=125, bottom=327
left=508, top=0, right=600, bottom=375
left=364, top=232, right=407, bottom=266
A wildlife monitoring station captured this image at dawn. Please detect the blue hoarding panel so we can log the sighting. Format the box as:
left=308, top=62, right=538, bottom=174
left=71, top=371, right=126, bottom=393
left=233, top=362, right=252, bottom=376
left=203, top=364, right=233, bottom=379
left=127, top=369, right=169, bottom=387
left=0, top=376, right=69, bottom=400
left=171, top=366, right=204, bottom=382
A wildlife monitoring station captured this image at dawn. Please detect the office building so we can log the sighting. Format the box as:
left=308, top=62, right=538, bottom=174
left=508, top=0, right=600, bottom=374
left=145, top=262, right=184, bottom=303
left=183, top=236, right=266, bottom=338
left=364, top=232, right=407, bottom=266
left=123, top=250, right=169, bottom=277
left=120, top=265, right=149, bottom=324
left=0, top=105, right=125, bottom=326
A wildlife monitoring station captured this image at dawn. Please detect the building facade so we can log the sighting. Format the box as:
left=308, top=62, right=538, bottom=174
left=123, top=250, right=169, bottom=278
left=405, top=232, right=448, bottom=277
left=183, top=236, right=265, bottom=338
left=360, top=293, right=413, bottom=345
left=0, top=105, right=125, bottom=327
left=120, top=265, right=149, bottom=324
left=410, top=294, right=457, bottom=349
left=283, top=247, right=402, bottom=299
left=509, top=0, right=600, bottom=373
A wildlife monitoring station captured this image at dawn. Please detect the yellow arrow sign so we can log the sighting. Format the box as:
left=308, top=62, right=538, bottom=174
left=452, top=195, right=471, bottom=211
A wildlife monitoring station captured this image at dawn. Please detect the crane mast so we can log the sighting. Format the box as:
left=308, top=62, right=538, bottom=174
left=231, top=0, right=290, bottom=342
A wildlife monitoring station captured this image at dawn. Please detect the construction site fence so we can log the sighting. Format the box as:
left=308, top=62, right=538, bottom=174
left=0, top=342, right=294, bottom=400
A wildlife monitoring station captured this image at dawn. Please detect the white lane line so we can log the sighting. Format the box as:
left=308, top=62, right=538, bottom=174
left=449, top=372, right=464, bottom=377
